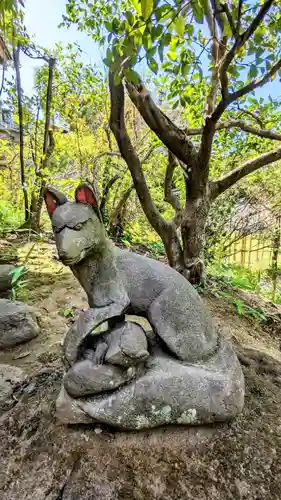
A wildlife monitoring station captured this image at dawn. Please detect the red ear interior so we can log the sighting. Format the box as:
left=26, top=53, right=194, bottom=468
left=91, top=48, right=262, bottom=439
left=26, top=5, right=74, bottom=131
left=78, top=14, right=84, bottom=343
left=44, top=191, right=57, bottom=216
left=75, top=186, right=98, bottom=207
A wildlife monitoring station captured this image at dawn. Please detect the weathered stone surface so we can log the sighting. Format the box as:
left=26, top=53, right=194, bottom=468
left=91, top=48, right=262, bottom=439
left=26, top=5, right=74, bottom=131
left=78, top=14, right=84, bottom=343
left=0, top=264, right=15, bottom=293
left=0, top=364, right=26, bottom=414
left=63, top=304, right=129, bottom=367
left=63, top=359, right=137, bottom=398
left=57, top=335, right=244, bottom=429
left=0, top=299, right=40, bottom=349
left=46, top=185, right=245, bottom=429
left=105, top=321, right=149, bottom=367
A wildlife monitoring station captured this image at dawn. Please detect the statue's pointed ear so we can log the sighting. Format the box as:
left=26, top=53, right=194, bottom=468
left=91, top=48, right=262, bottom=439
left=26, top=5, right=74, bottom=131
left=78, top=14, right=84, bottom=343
left=75, top=183, right=98, bottom=208
left=44, top=186, right=68, bottom=217
left=75, top=182, right=103, bottom=222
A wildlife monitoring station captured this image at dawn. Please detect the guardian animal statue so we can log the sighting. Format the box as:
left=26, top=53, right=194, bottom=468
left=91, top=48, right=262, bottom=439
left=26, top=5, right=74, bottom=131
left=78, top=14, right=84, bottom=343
left=44, top=183, right=244, bottom=429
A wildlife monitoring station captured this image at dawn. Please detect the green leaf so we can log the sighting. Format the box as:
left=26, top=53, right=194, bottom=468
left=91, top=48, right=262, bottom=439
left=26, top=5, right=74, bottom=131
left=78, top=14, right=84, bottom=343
left=223, top=21, right=233, bottom=37
left=10, top=266, right=25, bottom=285
left=151, top=24, right=163, bottom=39
left=114, top=72, right=121, bottom=85
left=125, top=11, right=134, bottom=25
left=158, top=44, right=164, bottom=62
left=181, top=62, right=189, bottom=76
left=167, top=51, right=178, bottom=61
left=141, top=0, right=153, bottom=21
left=124, top=68, right=141, bottom=84
left=174, top=15, right=185, bottom=37
left=143, top=33, right=152, bottom=49
left=192, top=2, right=204, bottom=23
left=147, top=57, right=159, bottom=74
left=249, top=65, right=258, bottom=79
left=199, top=0, right=210, bottom=15
left=147, top=46, right=157, bottom=57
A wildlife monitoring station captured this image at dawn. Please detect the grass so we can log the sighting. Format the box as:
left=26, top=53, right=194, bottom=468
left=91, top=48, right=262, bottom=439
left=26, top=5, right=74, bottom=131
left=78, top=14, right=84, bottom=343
left=0, top=201, right=23, bottom=233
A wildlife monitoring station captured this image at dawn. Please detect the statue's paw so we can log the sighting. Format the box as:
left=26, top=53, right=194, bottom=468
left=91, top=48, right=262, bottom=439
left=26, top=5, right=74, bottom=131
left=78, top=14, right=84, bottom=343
left=92, top=341, right=108, bottom=365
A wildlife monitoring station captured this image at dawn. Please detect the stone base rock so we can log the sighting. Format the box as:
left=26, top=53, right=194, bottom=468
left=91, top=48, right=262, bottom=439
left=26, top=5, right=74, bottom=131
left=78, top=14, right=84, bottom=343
left=56, top=335, right=244, bottom=429
left=0, top=299, right=40, bottom=349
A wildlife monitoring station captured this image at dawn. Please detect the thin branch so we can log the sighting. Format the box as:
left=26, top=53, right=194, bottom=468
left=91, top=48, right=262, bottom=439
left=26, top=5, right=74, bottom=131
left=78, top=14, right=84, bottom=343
left=164, top=151, right=182, bottom=214
left=210, top=146, right=281, bottom=199
left=140, top=145, right=156, bottom=164
left=93, top=151, right=121, bottom=171
left=217, top=0, right=275, bottom=102
left=229, top=58, right=281, bottom=102
left=238, top=109, right=264, bottom=128
left=184, top=120, right=281, bottom=140
left=126, top=81, right=197, bottom=168
left=0, top=66, right=5, bottom=97
left=100, top=174, right=120, bottom=218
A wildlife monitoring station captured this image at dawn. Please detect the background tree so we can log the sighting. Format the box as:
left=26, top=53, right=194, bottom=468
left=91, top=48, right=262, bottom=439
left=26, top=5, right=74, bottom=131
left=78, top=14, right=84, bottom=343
left=63, top=0, right=281, bottom=283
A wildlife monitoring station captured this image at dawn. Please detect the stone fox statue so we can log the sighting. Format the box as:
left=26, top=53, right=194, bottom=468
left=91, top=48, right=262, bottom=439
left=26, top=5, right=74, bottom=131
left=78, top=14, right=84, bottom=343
left=44, top=183, right=218, bottom=365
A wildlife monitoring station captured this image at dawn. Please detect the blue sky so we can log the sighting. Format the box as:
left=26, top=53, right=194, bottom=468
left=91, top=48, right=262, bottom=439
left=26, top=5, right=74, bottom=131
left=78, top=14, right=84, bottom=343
left=18, top=0, right=281, bottom=102
left=20, top=0, right=104, bottom=95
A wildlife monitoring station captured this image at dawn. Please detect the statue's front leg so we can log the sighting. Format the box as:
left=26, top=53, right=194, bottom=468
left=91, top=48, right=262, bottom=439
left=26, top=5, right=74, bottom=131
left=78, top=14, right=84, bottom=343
left=63, top=301, right=129, bottom=367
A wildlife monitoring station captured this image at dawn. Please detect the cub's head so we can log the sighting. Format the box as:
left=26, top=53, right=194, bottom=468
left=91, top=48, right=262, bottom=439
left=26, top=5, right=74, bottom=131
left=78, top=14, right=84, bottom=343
left=44, top=183, right=105, bottom=266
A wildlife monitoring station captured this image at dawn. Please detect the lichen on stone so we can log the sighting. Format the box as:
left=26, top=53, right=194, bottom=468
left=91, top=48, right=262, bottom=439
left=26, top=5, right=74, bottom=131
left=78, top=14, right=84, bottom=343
left=177, top=409, right=197, bottom=424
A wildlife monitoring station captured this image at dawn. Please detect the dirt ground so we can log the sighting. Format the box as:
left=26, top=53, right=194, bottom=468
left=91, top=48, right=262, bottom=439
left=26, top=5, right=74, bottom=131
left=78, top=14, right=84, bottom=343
left=1, top=237, right=281, bottom=500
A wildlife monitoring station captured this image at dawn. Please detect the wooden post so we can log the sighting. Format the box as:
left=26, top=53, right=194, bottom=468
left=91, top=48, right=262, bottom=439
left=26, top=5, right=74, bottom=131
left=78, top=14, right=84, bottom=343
left=248, top=234, right=253, bottom=268
left=241, top=237, right=246, bottom=265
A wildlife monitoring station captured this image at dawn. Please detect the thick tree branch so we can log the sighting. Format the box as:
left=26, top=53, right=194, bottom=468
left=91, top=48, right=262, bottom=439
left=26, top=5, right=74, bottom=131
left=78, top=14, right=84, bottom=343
left=164, top=152, right=182, bottom=214
left=204, top=0, right=220, bottom=117
left=210, top=146, right=281, bottom=199
left=109, top=73, right=167, bottom=234
left=126, top=81, right=197, bottom=167
left=185, top=120, right=281, bottom=140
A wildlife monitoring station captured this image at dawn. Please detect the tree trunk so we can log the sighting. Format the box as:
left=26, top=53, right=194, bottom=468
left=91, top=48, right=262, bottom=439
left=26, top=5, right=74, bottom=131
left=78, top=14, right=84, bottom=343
left=161, top=223, right=186, bottom=276
left=13, top=43, right=29, bottom=222
left=34, top=58, right=56, bottom=229
left=180, top=194, right=210, bottom=285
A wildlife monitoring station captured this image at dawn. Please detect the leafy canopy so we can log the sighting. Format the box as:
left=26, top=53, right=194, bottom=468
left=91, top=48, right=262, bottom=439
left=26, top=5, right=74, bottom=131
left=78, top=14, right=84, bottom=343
left=63, top=0, right=281, bottom=107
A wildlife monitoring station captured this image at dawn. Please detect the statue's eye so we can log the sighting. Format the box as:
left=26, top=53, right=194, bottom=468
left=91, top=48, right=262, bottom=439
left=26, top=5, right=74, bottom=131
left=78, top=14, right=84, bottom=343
left=75, top=223, right=83, bottom=230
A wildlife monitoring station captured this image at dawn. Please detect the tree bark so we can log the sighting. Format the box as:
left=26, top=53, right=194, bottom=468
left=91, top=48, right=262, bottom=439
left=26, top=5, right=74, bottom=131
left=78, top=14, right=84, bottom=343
left=181, top=193, right=210, bottom=285
left=31, top=57, right=56, bottom=230
left=13, top=43, right=29, bottom=221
